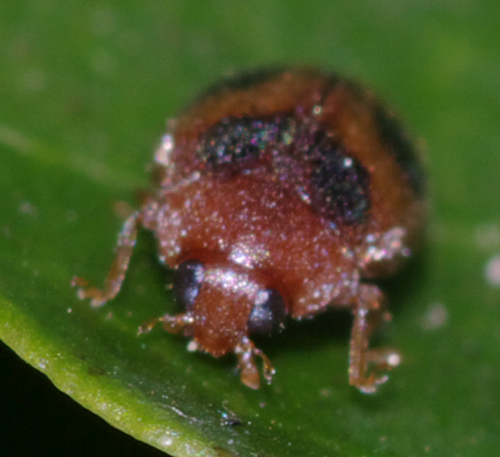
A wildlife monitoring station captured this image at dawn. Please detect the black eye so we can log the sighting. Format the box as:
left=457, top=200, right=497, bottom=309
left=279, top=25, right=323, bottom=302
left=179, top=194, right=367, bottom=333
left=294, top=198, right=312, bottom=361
left=247, top=289, right=286, bottom=335
left=172, top=260, right=204, bottom=311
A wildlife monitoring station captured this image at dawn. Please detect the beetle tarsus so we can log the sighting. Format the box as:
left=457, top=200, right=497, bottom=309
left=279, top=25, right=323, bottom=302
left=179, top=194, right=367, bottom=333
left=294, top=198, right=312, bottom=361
left=138, top=313, right=190, bottom=335
left=349, top=284, right=400, bottom=394
left=235, top=337, right=275, bottom=390
left=72, top=211, right=142, bottom=308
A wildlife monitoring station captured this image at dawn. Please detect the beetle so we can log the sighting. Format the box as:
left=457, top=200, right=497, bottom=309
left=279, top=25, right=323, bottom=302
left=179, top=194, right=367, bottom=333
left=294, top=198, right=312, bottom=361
left=73, top=67, right=425, bottom=393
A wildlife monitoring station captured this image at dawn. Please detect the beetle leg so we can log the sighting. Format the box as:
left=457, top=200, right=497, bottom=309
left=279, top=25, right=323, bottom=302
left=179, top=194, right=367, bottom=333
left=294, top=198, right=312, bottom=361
left=137, top=313, right=194, bottom=335
left=235, top=336, right=276, bottom=390
left=72, top=211, right=142, bottom=308
left=349, top=284, right=401, bottom=394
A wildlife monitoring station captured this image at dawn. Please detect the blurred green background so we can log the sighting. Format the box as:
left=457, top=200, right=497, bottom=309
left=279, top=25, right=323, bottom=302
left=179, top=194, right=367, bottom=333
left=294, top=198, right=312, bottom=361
left=1, top=2, right=500, bottom=456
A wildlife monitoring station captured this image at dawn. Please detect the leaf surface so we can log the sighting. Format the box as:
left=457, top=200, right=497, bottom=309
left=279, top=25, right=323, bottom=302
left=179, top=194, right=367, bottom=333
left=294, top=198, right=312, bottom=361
left=1, top=2, right=500, bottom=456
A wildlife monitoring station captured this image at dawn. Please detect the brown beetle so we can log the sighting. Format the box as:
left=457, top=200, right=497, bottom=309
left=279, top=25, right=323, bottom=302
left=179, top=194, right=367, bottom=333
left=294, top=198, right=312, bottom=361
left=73, top=68, right=425, bottom=393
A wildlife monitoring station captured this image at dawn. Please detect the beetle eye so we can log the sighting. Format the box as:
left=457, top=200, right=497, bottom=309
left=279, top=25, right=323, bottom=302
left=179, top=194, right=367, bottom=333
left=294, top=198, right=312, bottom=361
left=248, top=289, right=286, bottom=334
left=172, top=260, right=205, bottom=311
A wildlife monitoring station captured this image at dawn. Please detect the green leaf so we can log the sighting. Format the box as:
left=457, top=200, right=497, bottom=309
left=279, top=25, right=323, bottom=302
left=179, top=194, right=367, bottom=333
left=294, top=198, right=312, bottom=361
left=1, top=2, right=500, bottom=456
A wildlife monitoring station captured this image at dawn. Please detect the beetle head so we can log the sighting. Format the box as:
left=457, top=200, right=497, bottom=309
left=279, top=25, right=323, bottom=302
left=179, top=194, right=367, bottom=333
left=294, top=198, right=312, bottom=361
left=172, top=259, right=286, bottom=357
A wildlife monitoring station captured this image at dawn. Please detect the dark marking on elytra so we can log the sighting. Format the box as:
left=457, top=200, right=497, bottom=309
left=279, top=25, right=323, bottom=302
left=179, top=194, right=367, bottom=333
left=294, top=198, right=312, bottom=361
left=373, top=103, right=425, bottom=197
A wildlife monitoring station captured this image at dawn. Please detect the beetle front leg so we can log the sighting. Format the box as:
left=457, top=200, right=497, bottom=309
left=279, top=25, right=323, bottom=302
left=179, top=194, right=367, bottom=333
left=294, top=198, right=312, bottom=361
left=72, top=211, right=142, bottom=308
left=349, top=284, right=401, bottom=394
left=235, top=336, right=276, bottom=390
left=137, top=312, right=194, bottom=335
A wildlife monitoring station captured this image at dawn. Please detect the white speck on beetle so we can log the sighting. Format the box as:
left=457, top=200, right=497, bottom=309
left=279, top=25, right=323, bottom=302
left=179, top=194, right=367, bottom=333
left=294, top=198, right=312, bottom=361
left=155, top=134, right=174, bottom=166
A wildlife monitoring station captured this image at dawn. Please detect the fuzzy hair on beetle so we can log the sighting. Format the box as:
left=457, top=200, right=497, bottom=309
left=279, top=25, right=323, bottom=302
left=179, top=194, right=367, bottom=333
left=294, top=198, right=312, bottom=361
left=73, top=67, right=425, bottom=393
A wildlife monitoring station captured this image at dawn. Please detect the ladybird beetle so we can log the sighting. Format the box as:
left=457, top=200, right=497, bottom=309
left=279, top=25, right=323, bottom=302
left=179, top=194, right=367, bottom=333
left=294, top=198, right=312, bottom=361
left=73, top=68, right=425, bottom=393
